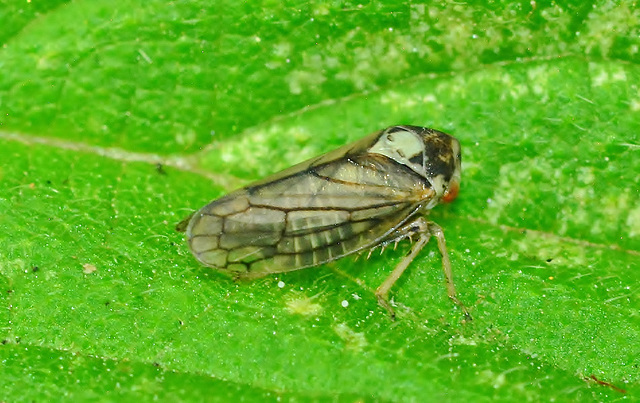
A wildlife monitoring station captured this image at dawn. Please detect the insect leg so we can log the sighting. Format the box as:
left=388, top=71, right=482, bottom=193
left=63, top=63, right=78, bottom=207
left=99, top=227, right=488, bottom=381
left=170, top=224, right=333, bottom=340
left=429, top=222, right=472, bottom=321
left=374, top=218, right=470, bottom=321
left=375, top=220, right=430, bottom=320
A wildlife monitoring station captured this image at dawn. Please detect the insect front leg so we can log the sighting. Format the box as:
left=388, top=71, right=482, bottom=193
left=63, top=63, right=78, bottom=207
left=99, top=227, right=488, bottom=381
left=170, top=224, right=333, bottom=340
left=374, top=218, right=470, bottom=321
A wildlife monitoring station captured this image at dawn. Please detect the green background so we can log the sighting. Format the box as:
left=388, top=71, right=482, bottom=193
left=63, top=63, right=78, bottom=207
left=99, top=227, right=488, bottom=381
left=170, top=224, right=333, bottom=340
left=1, top=0, right=638, bottom=401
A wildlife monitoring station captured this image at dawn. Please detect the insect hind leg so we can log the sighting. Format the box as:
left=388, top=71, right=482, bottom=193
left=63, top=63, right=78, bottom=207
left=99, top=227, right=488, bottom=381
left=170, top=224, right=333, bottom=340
left=374, top=218, right=470, bottom=321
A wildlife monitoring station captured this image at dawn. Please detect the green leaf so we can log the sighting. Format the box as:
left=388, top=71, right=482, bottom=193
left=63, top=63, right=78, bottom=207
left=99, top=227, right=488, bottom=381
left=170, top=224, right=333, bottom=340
left=1, top=0, right=638, bottom=400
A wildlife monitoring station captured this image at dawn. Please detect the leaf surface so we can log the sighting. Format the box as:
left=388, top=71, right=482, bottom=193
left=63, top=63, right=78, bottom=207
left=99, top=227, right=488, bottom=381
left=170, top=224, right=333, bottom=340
left=1, top=1, right=638, bottom=401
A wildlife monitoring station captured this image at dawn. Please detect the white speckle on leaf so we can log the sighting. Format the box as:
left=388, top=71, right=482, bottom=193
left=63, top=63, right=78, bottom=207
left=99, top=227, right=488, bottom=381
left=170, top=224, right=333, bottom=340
left=284, top=292, right=323, bottom=316
left=590, top=64, right=628, bottom=87
left=211, top=125, right=314, bottom=177
left=514, top=231, right=588, bottom=267
left=175, top=128, right=196, bottom=147
left=333, top=323, right=367, bottom=352
left=579, top=2, right=640, bottom=57
left=312, top=4, right=330, bottom=16
left=627, top=205, right=640, bottom=238
left=527, top=65, right=552, bottom=100
left=286, top=67, right=327, bottom=95
left=576, top=167, right=595, bottom=185
left=422, top=94, right=437, bottom=103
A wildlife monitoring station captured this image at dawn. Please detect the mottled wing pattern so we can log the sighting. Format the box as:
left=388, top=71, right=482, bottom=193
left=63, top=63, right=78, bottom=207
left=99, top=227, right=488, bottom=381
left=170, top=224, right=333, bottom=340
left=186, top=141, right=435, bottom=275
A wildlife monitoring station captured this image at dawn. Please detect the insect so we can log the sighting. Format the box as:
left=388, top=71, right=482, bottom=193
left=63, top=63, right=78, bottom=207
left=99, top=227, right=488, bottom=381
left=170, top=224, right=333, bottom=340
left=178, top=125, right=469, bottom=319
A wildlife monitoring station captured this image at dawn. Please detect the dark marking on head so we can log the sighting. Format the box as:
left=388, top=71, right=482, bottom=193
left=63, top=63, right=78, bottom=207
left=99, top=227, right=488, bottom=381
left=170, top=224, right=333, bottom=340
left=421, top=131, right=458, bottom=182
left=409, top=154, right=423, bottom=165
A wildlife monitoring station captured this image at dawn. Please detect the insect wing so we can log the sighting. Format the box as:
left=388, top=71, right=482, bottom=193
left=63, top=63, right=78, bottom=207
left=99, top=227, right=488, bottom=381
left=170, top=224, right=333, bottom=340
left=186, top=131, right=435, bottom=275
